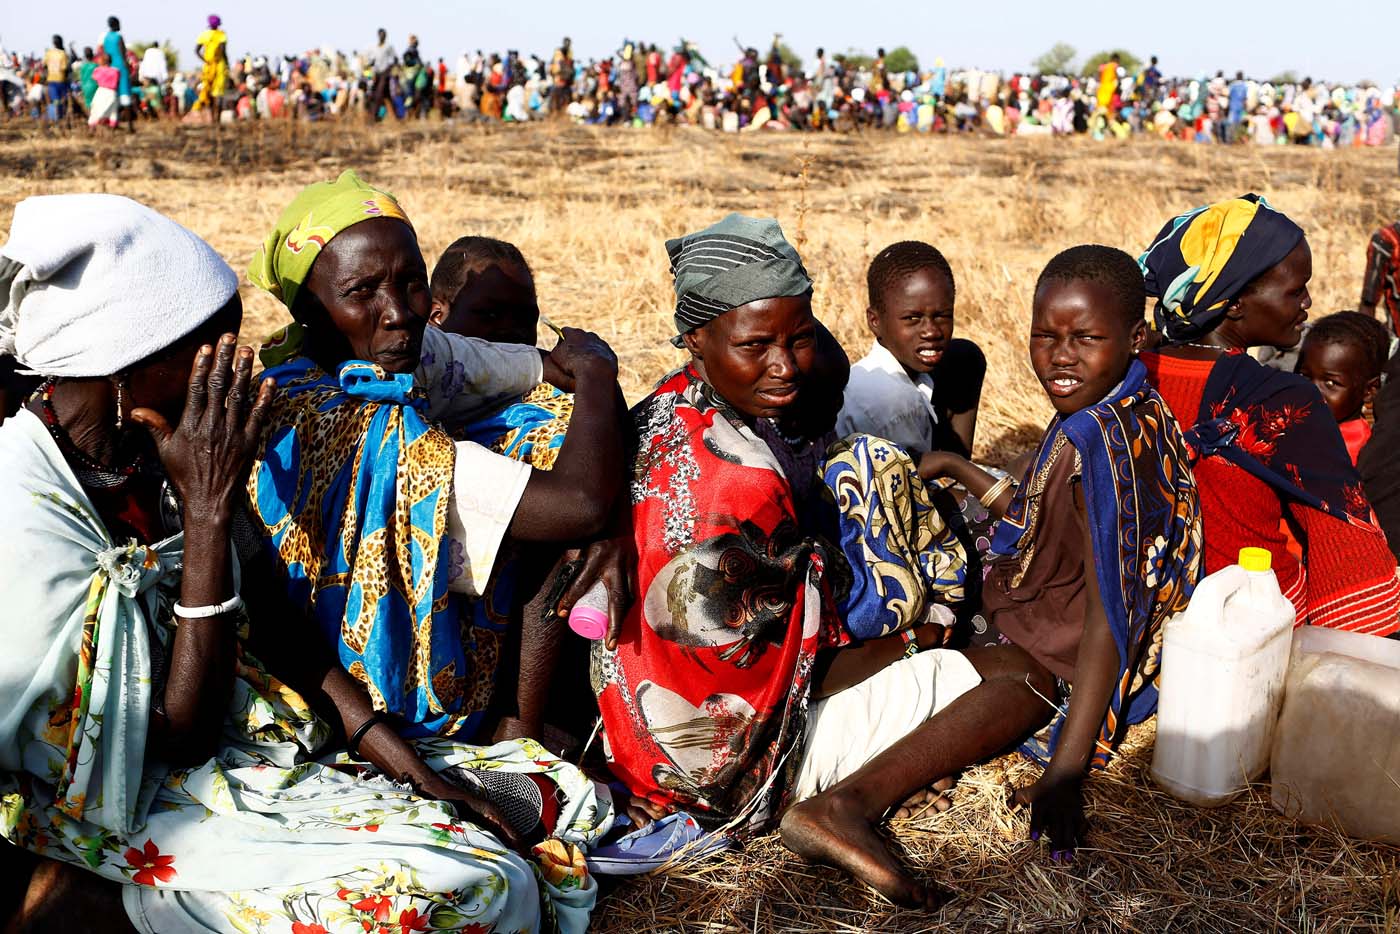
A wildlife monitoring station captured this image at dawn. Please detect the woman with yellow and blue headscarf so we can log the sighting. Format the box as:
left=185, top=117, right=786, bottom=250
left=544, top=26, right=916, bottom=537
left=1139, top=194, right=1399, bottom=636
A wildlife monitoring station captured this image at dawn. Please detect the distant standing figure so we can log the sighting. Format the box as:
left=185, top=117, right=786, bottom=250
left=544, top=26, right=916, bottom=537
left=368, top=27, right=397, bottom=120
left=138, top=43, right=167, bottom=85
left=43, top=36, right=69, bottom=122
left=102, top=16, right=133, bottom=131
left=87, top=50, right=120, bottom=129
left=76, top=47, right=98, bottom=112
left=194, top=14, right=228, bottom=116
left=1096, top=56, right=1118, bottom=110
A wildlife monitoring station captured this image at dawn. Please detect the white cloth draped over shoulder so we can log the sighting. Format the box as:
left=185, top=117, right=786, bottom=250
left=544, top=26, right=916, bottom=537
left=0, top=409, right=612, bottom=934
left=417, top=326, right=540, bottom=596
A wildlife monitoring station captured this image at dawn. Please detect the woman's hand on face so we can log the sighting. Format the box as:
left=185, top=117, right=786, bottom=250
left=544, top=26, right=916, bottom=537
left=1010, top=769, right=1088, bottom=862
left=542, top=327, right=618, bottom=392
left=130, top=334, right=275, bottom=527
left=556, top=534, right=635, bottom=651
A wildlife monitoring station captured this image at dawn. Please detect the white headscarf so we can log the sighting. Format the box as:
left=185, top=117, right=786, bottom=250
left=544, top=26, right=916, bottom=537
left=0, top=194, right=238, bottom=378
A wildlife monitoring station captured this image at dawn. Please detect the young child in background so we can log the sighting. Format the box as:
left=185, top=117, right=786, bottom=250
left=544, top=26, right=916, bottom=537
left=1296, top=311, right=1389, bottom=465
left=837, top=241, right=986, bottom=459
left=429, top=234, right=572, bottom=471
left=430, top=235, right=542, bottom=346
left=429, top=235, right=594, bottom=750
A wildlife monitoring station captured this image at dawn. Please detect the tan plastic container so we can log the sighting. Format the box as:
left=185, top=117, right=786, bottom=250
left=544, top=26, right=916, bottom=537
left=1270, top=626, right=1400, bottom=843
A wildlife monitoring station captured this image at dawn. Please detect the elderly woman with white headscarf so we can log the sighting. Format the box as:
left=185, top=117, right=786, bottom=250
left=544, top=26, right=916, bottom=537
left=0, top=195, right=611, bottom=934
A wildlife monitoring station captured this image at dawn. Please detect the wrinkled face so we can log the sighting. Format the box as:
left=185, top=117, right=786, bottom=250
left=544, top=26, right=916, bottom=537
left=868, top=268, right=955, bottom=376
left=684, top=294, right=817, bottom=421
left=299, top=218, right=431, bottom=373
left=1234, top=239, right=1313, bottom=349
left=1029, top=279, right=1145, bottom=416
left=430, top=261, right=539, bottom=346
left=1297, top=338, right=1376, bottom=424
left=127, top=292, right=245, bottom=424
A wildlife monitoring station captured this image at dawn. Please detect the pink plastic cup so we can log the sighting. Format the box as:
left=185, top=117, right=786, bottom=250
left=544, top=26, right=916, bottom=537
left=568, top=605, right=609, bottom=640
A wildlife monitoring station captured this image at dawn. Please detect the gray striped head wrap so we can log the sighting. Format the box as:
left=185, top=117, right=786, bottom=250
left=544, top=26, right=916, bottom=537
left=666, top=214, right=812, bottom=347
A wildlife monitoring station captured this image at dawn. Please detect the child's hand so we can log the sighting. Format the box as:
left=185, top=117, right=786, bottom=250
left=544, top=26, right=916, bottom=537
left=1010, top=769, right=1087, bottom=861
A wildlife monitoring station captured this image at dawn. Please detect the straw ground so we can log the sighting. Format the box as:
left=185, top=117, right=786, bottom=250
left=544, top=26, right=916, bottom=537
left=1, top=121, right=1396, bottom=930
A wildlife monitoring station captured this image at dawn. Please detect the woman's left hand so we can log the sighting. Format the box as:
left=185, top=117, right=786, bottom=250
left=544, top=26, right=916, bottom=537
left=555, top=534, right=635, bottom=651
left=1010, top=769, right=1088, bottom=861
left=131, top=335, right=274, bottom=527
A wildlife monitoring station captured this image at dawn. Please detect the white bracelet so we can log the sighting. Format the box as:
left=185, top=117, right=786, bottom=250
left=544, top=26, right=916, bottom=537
left=173, top=594, right=245, bottom=619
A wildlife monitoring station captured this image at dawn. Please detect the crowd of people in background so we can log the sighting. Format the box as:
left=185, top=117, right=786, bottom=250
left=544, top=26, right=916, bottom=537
left=2, top=17, right=1398, bottom=148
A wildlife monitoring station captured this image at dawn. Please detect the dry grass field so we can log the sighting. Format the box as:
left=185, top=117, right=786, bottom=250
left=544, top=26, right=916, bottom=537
left=3, top=121, right=1396, bottom=459
left=2, top=122, right=1398, bottom=931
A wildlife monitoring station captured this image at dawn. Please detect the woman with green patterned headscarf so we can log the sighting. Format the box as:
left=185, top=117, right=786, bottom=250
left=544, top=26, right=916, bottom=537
left=236, top=173, right=634, bottom=921
left=245, top=169, right=626, bottom=739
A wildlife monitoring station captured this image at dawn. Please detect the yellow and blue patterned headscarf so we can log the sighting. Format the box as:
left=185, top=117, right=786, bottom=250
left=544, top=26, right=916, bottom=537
left=248, top=169, right=411, bottom=313
left=1138, top=194, right=1304, bottom=343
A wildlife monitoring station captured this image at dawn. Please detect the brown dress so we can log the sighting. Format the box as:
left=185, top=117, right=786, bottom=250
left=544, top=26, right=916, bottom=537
left=971, top=435, right=1087, bottom=683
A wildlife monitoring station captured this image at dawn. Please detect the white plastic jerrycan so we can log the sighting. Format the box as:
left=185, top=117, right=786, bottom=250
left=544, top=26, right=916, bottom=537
left=1271, top=626, right=1400, bottom=843
left=1151, top=547, right=1296, bottom=806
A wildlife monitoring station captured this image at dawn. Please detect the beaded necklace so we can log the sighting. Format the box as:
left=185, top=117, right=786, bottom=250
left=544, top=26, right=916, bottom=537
left=35, top=378, right=157, bottom=489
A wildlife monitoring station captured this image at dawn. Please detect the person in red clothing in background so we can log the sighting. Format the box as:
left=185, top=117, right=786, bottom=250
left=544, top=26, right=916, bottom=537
left=1296, top=311, right=1389, bottom=465
left=1139, top=194, right=1399, bottom=636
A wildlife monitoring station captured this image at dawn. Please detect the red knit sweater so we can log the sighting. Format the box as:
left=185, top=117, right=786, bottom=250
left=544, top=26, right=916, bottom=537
left=1143, top=352, right=1399, bottom=636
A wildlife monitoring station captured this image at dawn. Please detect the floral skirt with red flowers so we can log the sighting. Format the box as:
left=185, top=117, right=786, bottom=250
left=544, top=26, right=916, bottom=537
left=0, top=410, right=611, bottom=934
left=5, top=677, right=608, bottom=934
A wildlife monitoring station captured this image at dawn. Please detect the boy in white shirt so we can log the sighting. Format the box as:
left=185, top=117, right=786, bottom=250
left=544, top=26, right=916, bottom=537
left=837, top=241, right=985, bottom=459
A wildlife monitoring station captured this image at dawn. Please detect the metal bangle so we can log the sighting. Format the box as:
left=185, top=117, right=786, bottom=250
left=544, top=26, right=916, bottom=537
left=348, top=712, right=391, bottom=757
left=979, top=476, right=1014, bottom=508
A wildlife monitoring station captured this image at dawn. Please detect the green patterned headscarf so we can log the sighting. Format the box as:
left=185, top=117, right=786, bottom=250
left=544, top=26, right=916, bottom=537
left=248, top=170, right=412, bottom=313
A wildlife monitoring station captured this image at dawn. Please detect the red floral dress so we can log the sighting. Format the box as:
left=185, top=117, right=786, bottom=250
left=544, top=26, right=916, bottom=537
left=593, top=367, right=849, bottom=829
left=1143, top=350, right=1399, bottom=635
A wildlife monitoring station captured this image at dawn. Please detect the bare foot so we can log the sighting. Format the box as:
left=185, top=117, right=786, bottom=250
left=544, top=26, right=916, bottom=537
left=780, top=792, right=948, bottom=910
left=893, top=775, right=957, bottom=819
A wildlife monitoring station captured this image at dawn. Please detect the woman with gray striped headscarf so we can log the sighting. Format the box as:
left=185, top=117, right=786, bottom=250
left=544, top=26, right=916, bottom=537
left=592, top=214, right=974, bottom=907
